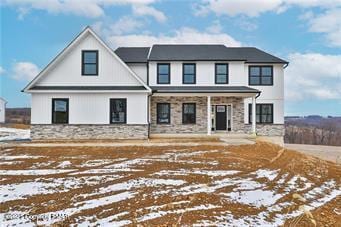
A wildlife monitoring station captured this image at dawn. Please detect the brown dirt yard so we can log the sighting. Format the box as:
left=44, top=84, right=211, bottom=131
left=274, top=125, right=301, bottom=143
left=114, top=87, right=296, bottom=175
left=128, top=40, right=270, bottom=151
left=0, top=141, right=340, bottom=226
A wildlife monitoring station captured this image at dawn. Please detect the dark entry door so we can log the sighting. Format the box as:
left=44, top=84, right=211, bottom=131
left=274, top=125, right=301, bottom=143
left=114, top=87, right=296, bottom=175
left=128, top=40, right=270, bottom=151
left=216, top=105, right=227, bottom=130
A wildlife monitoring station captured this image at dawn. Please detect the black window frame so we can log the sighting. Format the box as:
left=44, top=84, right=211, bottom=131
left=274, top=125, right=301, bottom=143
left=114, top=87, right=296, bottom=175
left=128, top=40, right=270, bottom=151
left=248, top=65, right=273, bottom=86
left=52, top=98, right=69, bottom=124
left=82, top=50, right=99, bottom=76
left=215, top=63, right=229, bottom=84
left=182, top=63, right=196, bottom=84
left=157, top=103, right=171, bottom=124
left=182, top=103, right=196, bottom=124
left=157, top=63, right=170, bottom=84
left=249, top=103, right=274, bottom=124
left=110, top=98, right=127, bottom=124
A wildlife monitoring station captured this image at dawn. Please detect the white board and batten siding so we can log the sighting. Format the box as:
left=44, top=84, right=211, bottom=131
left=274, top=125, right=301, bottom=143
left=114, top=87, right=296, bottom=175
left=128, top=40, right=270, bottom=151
left=35, top=33, right=141, bottom=87
left=31, top=93, right=148, bottom=124
left=29, top=29, right=149, bottom=125
left=0, top=98, right=6, bottom=123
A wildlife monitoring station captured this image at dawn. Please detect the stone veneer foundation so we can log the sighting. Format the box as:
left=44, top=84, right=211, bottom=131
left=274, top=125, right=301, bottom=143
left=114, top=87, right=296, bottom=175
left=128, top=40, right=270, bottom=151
left=244, top=124, right=285, bottom=136
left=31, top=124, right=148, bottom=140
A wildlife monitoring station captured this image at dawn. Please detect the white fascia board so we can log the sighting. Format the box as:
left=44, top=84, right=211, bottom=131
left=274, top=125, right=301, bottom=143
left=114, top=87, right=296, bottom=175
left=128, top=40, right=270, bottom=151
left=26, top=87, right=152, bottom=94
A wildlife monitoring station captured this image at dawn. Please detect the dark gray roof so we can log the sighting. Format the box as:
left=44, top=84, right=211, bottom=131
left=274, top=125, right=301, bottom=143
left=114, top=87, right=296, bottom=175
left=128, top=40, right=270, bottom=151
left=30, top=86, right=147, bottom=90
left=151, top=86, right=260, bottom=93
left=115, top=47, right=150, bottom=63
left=148, top=45, right=288, bottom=63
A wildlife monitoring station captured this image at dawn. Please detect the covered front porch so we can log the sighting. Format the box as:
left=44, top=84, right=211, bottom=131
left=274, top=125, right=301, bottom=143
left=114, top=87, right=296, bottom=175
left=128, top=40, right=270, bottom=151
left=149, top=86, right=260, bottom=136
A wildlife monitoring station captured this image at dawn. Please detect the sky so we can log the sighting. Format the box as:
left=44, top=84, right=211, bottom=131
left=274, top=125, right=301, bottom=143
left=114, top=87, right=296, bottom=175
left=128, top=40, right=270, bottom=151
left=0, top=0, right=340, bottom=116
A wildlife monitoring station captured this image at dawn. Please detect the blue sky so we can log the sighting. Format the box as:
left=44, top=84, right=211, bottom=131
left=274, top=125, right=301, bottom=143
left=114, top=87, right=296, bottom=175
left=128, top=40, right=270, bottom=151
left=0, top=0, right=340, bottom=116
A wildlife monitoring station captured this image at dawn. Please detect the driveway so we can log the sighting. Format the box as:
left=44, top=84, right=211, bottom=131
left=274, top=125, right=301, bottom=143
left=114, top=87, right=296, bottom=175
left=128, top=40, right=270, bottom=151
left=285, top=143, right=341, bottom=164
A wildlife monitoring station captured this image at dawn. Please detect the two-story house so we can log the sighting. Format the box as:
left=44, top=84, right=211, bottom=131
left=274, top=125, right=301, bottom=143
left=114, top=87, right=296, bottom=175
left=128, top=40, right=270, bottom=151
left=23, top=26, right=288, bottom=140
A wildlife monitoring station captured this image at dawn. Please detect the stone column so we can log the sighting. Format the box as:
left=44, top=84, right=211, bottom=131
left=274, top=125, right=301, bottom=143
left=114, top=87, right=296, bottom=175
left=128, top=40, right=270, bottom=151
left=207, top=96, right=211, bottom=135
left=252, top=96, right=256, bottom=134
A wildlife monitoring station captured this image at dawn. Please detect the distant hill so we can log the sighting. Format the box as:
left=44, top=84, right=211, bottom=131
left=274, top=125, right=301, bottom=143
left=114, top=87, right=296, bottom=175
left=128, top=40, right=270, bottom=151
left=5, top=108, right=31, bottom=124
left=285, top=115, right=341, bottom=146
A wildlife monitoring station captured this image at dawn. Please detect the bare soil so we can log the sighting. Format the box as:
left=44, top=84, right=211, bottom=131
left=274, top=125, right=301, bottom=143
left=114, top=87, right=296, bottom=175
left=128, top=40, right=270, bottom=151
left=0, top=142, right=340, bottom=226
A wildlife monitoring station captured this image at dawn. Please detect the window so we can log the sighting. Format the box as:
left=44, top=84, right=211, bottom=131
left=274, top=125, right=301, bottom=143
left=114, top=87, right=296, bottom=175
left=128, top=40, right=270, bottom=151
left=52, top=99, right=68, bottom=124
left=82, top=50, right=98, bottom=75
left=215, top=63, right=228, bottom=84
left=157, top=63, right=170, bottom=84
left=157, top=103, right=170, bottom=124
left=249, top=104, right=273, bottom=124
left=183, top=63, right=196, bottom=84
left=110, top=99, right=126, bottom=124
left=183, top=103, right=196, bottom=124
left=249, top=66, right=273, bottom=85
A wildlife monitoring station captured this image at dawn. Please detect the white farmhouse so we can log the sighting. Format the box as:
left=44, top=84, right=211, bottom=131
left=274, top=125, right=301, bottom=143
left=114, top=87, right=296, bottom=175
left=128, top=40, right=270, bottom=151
left=0, top=97, right=7, bottom=123
left=23, top=26, right=288, bottom=140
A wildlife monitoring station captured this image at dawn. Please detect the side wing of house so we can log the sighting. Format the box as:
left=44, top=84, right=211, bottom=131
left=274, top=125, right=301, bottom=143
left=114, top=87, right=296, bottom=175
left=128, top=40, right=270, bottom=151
left=24, top=27, right=151, bottom=140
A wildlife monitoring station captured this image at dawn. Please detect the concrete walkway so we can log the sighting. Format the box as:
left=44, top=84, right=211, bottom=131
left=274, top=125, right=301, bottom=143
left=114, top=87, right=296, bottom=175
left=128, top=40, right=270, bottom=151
left=285, top=143, right=341, bottom=164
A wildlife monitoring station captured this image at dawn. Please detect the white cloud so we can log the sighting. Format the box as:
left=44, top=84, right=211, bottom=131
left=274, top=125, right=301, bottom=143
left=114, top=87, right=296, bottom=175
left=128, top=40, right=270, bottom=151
left=304, top=9, right=341, bottom=47
left=195, top=0, right=341, bottom=17
left=106, top=27, right=242, bottom=47
left=206, top=20, right=223, bottom=33
left=132, top=4, right=166, bottom=23
left=12, top=62, right=39, bottom=81
left=285, top=53, right=341, bottom=101
left=0, top=66, right=5, bottom=75
left=109, top=16, right=145, bottom=35
left=3, top=0, right=164, bottom=20
left=195, top=0, right=283, bottom=17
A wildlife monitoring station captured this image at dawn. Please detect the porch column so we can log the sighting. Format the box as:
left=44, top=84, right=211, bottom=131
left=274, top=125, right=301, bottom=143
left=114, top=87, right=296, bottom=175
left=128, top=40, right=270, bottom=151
left=252, top=96, right=256, bottom=135
left=207, top=96, right=211, bottom=135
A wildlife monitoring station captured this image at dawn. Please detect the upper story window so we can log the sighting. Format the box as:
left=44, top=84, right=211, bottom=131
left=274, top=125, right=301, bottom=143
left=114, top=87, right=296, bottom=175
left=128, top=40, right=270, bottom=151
left=249, top=103, right=273, bottom=124
left=110, top=99, right=126, bottom=124
left=215, top=63, right=228, bottom=84
left=157, top=103, right=170, bottom=124
left=249, top=66, right=273, bottom=85
left=157, top=63, right=170, bottom=84
left=82, top=50, right=98, bottom=76
left=52, top=98, right=69, bottom=124
left=183, top=63, right=196, bottom=84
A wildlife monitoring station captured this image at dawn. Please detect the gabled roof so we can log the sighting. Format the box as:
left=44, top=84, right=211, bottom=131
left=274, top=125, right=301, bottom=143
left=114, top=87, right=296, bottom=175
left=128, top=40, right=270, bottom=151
left=115, top=47, right=150, bottom=63
left=144, top=44, right=287, bottom=63
left=23, top=26, right=151, bottom=93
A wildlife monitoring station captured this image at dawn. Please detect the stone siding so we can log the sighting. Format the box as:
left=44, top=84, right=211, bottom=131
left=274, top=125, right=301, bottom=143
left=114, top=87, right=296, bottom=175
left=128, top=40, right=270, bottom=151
left=31, top=124, right=148, bottom=140
left=244, top=124, right=285, bottom=136
left=150, top=96, right=207, bottom=134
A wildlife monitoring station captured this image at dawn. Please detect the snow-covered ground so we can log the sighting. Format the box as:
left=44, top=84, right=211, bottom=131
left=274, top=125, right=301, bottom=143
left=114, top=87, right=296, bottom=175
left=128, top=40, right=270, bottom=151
left=0, top=127, right=30, bottom=141
left=0, top=144, right=340, bottom=226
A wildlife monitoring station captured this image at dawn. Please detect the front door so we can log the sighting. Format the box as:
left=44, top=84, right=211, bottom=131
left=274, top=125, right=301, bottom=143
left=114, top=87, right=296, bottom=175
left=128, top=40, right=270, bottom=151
left=215, top=105, right=227, bottom=130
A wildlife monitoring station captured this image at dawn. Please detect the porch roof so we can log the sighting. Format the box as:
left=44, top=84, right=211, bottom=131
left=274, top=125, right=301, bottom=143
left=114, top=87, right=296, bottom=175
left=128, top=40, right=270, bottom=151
left=151, top=86, right=260, bottom=94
